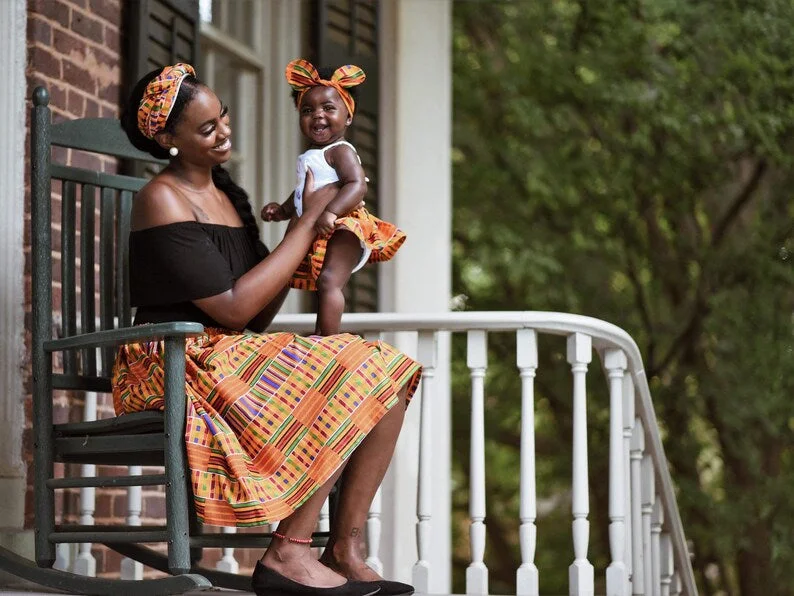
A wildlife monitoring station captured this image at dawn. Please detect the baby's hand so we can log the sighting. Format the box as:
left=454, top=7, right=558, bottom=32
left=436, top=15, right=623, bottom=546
left=314, top=210, right=338, bottom=237
left=261, top=202, right=288, bottom=222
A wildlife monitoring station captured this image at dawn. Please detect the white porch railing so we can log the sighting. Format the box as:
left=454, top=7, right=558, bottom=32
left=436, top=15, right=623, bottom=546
left=67, top=310, right=696, bottom=594
left=272, top=311, right=698, bottom=596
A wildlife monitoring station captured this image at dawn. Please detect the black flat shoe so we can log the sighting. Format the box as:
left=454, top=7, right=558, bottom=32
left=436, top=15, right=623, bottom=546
left=368, top=579, right=415, bottom=595
left=251, top=561, right=382, bottom=596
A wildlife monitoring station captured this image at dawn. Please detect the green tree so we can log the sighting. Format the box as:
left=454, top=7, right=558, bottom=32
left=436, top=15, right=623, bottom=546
left=451, top=1, right=794, bottom=594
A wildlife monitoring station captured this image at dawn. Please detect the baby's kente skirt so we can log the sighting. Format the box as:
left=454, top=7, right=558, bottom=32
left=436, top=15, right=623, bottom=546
left=290, top=207, right=406, bottom=291
left=112, top=329, right=421, bottom=526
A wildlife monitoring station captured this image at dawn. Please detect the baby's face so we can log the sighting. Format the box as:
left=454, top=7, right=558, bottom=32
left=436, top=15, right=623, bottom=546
left=298, top=86, right=352, bottom=146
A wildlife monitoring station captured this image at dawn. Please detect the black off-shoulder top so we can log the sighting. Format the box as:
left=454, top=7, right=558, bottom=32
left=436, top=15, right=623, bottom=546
left=129, top=221, right=268, bottom=328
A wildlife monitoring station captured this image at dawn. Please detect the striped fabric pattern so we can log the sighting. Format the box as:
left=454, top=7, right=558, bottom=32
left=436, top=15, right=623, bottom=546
left=285, top=58, right=366, bottom=116
left=137, top=63, right=196, bottom=140
left=112, top=330, right=421, bottom=526
left=289, top=207, right=407, bottom=291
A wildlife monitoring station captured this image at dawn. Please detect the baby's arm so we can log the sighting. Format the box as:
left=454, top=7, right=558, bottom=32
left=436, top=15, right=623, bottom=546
left=261, top=192, right=295, bottom=222
left=313, top=144, right=367, bottom=235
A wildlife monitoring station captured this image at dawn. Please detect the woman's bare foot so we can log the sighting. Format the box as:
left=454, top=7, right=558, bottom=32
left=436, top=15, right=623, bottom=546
left=261, top=542, right=348, bottom=588
left=319, top=539, right=383, bottom=582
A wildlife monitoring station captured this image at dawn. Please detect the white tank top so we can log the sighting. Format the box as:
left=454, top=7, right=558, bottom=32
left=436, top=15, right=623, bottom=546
left=293, top=140, right=359, bottom=217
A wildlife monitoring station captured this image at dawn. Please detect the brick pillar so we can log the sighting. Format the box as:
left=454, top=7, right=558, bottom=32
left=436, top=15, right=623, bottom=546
left=23, top=0, right=124, bottom=576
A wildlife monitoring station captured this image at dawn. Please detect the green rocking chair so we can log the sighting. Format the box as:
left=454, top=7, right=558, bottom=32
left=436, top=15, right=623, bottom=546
left=0, top=87, right=331, bottom=595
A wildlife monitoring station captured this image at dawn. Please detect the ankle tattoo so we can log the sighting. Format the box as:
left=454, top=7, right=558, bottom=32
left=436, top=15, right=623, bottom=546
left=272, top=530, right=312, bottom=545
left=350, top=527, right=360, bottom=537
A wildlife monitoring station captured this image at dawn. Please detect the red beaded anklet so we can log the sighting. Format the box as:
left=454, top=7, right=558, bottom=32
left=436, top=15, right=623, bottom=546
left=272, top=531, right=312, bottom=545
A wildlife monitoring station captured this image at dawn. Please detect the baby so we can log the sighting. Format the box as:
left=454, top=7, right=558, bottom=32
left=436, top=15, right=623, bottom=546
left=262, top=59, right=405, bottom=335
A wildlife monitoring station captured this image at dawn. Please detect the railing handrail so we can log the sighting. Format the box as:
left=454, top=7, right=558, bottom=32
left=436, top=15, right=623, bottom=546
left=272, top=310, right=697, bottom=595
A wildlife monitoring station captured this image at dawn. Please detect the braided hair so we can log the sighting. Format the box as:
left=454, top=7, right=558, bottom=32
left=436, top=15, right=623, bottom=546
left=121, top=68, right=266, bottom=256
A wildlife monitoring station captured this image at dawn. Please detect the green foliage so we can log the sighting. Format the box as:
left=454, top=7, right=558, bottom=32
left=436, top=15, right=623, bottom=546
left=451, top=0, right=794, bottom=594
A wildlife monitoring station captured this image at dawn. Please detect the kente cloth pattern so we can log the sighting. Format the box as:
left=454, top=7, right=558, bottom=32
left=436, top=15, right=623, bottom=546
left=285, top=58, right=366, bottom=116
left=289, top=207, right=407, bottom=291
left=112, top=329, right=422, bottom=526
left=138, top=63, right=196, bottom=140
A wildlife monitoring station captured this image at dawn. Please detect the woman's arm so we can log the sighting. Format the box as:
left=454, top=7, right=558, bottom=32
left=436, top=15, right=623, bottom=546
left=245, top=284, right=290, bottom=332
left=193, top=170, right=335, bottom=330
left=245, top=215, right=303, bottom=331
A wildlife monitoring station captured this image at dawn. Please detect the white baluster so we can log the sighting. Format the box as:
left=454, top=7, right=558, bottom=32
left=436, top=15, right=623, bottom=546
left=72, top=482, right=95, bottom=578
left=318, top=498, right=330, bottom=556
left=641, top=455, right=655, bottom=596
left=659, top=534, right=673, bottom=596
left=516, top=329, right=539, bottom=596
left=318, top=499, right=330, bottom=533
left=671, top=572, right=681, bottom=596
left=73, top=390, right=96, bottom=577
left=365, top=486, right=383, bottom=575
left=567, top=333, right=594, bottom=596
left=622, top=375, right=635, bottom=595
left=651, top=501, right=664, bottom=596
left=53, top=543, right=72, bottom=572
left=630, top=418, right=645, bottom=595
left=216, top=526, right=239, bottom=573
left=120, top=466, right=143, bottom=579
left=364, top=331, right=384, bottom=575
left=413, top=331, right=437, bottom=592
left=466, top=330, right=488, bottom=595
left=604, top=349, right=628, bottom=596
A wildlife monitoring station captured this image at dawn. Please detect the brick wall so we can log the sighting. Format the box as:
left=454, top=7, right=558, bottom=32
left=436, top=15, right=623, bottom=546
left=27, top=0, right=122, bottom=121
left=22, top=0, right=264, bottom=578
left=25, top=0, right=125, bottom=506
left=24, top=0, right=135, bottom=577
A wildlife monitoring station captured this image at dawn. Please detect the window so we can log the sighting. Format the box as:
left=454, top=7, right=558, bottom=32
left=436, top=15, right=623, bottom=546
left=128, top=0, right=382, bottom=313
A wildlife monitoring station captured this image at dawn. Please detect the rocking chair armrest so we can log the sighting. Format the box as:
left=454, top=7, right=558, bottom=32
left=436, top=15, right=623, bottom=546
left=43, top=322, right=206, bottom=352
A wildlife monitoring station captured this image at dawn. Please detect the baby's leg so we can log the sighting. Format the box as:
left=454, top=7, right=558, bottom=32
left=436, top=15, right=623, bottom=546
left=315, top=230, right=363, bottom=335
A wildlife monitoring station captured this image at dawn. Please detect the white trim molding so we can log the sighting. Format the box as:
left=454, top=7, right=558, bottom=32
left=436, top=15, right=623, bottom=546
left=0, top=0, right=28, bottom=529
left=378, top=1, right=453, bottom=592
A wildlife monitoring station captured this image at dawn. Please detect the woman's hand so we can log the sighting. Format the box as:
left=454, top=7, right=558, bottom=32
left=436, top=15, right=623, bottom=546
left=300, top=167, right=338, bottom=222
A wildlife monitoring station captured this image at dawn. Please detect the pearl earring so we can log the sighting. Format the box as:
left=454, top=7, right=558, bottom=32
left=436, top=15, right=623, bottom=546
left=169, top=146, right=179, bottom=157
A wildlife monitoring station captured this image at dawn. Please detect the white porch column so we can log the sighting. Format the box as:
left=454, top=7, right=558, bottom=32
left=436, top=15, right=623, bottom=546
left=0, top=0, right=28, bottom=533
left=379, top=1, right=453, bottom=593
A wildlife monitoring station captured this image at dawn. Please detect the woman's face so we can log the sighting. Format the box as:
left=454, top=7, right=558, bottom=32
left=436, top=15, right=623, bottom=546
left=167, top=85, right=232, bottom=166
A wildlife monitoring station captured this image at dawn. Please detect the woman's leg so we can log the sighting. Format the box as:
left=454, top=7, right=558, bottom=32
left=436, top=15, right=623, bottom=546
left=320, top=384, right=409, bottom=581
left=315, top=231, right=362, bottom=335
left=260, top=465, right=348, bottom=588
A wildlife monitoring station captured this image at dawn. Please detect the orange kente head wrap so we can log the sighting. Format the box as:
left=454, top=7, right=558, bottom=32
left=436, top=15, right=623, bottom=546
left=284, top=59, right=366, bottom=116
left=137, top=63, right=196, bottom=140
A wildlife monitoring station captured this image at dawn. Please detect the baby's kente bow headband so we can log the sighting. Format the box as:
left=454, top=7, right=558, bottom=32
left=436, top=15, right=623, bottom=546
left=285, top=59, right=366, bottom=116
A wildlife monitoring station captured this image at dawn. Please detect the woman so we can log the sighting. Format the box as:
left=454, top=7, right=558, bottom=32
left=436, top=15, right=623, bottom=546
left=116, top=63, right=421, bottom=596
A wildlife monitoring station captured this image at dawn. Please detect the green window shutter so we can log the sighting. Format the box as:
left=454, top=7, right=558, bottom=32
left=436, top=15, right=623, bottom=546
left=125, top=0, right=200, bottom=87
left=123, top=0, right=199, bottom=176
left=313, top=0, right=381, bottom=313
